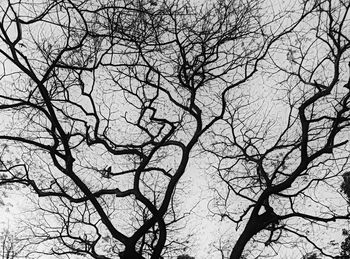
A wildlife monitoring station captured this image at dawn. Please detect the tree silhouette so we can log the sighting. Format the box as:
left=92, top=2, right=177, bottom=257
left=205, top=0, right=350, bottom=258
left=0, top=0, right=340, bottom=259
left=0, top=0, right=302, bottom=258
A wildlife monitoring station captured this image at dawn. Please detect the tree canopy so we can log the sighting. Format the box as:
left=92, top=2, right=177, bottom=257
left=0, top=0, right=350, bottom=258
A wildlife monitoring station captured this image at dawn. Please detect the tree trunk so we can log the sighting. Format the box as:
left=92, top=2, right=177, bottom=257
left=119, top=249, right=145, bottom=259
left=229, top=209, right=279, bottom=259
left=229, top=226, right=257, bottom=259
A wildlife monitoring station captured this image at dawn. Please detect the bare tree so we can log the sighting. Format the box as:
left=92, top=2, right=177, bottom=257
left=205, top=0, right=350, bottom=258
left=0, top=0, right=309, bottom=258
